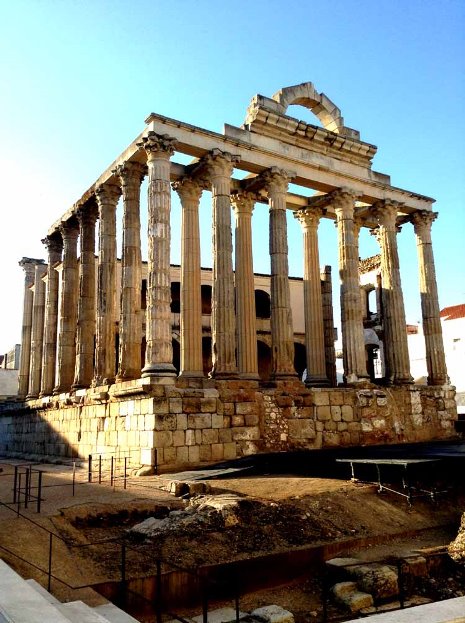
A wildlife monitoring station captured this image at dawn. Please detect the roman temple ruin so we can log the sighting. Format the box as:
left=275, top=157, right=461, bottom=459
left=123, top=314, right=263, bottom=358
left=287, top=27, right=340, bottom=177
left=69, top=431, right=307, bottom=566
left=0, top=83, right=457, bottom=471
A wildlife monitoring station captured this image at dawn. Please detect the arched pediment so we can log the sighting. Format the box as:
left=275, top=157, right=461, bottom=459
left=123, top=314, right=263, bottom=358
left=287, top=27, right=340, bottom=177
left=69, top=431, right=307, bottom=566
left=272, top=82, right=344, bottom=134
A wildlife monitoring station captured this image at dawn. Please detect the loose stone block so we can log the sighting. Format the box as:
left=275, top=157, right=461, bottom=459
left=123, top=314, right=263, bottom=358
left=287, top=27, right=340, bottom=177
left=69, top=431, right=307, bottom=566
left=251, top=605, right=294, bottom=623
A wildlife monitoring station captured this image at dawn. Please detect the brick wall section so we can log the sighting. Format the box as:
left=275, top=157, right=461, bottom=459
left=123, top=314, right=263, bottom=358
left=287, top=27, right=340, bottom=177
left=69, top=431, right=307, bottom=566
left=0, top=381, right=458, bottom=471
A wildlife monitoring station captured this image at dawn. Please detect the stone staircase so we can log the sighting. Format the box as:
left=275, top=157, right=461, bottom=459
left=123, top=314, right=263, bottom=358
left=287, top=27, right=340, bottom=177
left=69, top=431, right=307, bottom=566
left=0, top=559, right=139, bottom=623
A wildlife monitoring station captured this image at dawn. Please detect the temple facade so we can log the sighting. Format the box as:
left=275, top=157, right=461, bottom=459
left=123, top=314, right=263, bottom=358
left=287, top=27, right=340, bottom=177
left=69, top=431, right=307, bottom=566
left=0, top=83, right=457, bottom=471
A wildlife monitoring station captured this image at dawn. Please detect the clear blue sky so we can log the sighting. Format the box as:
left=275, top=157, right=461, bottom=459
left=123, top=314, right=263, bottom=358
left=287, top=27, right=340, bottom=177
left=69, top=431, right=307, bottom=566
left=1, top=0, right=464, bottom=352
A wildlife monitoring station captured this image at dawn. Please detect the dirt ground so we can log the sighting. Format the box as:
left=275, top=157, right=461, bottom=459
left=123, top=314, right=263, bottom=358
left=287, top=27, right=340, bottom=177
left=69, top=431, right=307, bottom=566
left=0, top=459, right=464, bottom=622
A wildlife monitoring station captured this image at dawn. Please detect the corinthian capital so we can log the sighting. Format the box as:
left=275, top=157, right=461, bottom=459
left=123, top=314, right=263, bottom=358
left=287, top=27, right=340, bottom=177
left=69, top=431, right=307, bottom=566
left=231, top=191, right=257, bottom=215
left=95, top=182, right=122, bottom=207
left=331, top=187, right=362, bottom=215
left=294, top=206, right=325, bottom=229
left=113, top=161, right=147, bottom=187
left=19, top=257, right=45, bottom=284
left=202, top=149, right=240, bottom=179
left=137, top=131, right=177, bottom=158
left=262, top=167, right=291, bottom=196
left=41, top=234, right=63, bottom=257
left=371, top=200, right=404, bottom=229
left=172, top=177, right=203, bottom=203
left=76, top=202, right=98, bottom=227
left=410, top=210, right=437, bottom=237
left=59, top=218, right=79, bottom=242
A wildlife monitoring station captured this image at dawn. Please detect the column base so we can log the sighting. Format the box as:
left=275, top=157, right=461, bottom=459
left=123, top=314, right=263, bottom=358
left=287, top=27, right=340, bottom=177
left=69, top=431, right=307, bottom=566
left=26, top=392, right=39, bottom=400
left=141, top=363, right=177, bottom=377
left=209, top=370, right=239, bottom=380
left=178, top=370, right=204, bottom=379
left=427, top=376, right=450, bottom=386
left=305, top=375, right=330, bottom=388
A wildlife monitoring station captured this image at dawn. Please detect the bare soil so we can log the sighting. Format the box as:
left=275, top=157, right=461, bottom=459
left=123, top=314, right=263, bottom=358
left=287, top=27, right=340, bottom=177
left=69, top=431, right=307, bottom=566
left=0, top=460, right=463, bottom=622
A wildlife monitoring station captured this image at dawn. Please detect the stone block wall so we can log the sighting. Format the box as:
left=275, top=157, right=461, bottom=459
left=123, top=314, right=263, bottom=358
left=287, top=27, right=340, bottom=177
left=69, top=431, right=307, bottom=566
left=0, top=379, right=458, bottom=472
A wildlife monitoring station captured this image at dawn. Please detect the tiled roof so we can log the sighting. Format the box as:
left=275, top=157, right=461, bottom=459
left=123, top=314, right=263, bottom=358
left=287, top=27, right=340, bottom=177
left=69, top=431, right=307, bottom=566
left=440, top=304, right=465, bottom=320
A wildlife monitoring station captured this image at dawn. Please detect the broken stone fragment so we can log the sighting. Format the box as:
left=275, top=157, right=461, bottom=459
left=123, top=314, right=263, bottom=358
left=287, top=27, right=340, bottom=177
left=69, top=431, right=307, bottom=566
left=346, top=564, right=398, bottom=600
left=331, top=582, right=374, bottom=612
left=251, top=605, right=294, bottom=623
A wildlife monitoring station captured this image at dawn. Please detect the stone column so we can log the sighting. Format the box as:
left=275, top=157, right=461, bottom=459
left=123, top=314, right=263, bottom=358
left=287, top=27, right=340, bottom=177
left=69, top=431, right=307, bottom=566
left=73, top=204, right=98, bottom=388
left=114, top=161, right=146, bottom=381
left=54, top=219, right=79, bottom=393
left=40, top=235, right=63, bottom=396
left=295, top=207, right=328, bottom=386
left=264, top=168, right=296, bottom=378
left=232, top=192, right=259, bottom=379
left=18, top=258, right=44, bottom=397
left=138, top=131, right=177, bottom=377
left=93, top=183, right=121, bottom=386
left=411, top=211, right=448, bottom=385
left=321, top=265, right=337, bottom=387
left=372, top=201, right=412, bottom=384
left=173, top=178, right=204, bottom=378
left=27, top=263, right=48, bottom=398
left=333, top=189, right=368, bottom=384
left=204, top=150, right=238, bottom=378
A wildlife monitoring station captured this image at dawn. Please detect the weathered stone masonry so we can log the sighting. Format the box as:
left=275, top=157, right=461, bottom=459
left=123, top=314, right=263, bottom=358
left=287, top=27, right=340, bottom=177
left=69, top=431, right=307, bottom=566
left=1, top=82, right=457, bottom=471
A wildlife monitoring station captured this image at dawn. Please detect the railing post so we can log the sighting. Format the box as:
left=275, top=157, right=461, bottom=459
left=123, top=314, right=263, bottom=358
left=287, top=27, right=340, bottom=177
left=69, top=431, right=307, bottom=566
left=37, top=470, right=42, bottom=513
left=24, top=468, right=30, bottom=509
left=124, top=457, right=128, bottom=490
left=121, top=542, right=126, bottom=584
left=17, top=472, right=22, bottom=516
left=156, top=559, right=162, bottom=623
left=47, top=532, right=53, bottom=592
left=13, top=465, right=18, bottom=504
left=111, top=456, right=114, bottom=488
left=99, top=455, right=102, bottom=484
left=397, top=559, right=405, bottom=608
left=202, top=573, right=208, bottom=623
left=88, top=454, right=92, bottom=483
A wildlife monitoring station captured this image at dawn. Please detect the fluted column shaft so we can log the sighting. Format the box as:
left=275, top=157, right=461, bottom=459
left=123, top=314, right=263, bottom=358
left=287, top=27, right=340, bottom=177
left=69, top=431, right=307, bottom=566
left=320, top=265, right=337, bottom=386
left=18, top=259, right=44, bottom=397
left=54, top=220, right=79, bottom=393
left=232, top=192, right=259, bottom=379
left=412, top=211, right=448, bottom=385
left=373, top=201, right=412, bottom=384
left=296, top=207, right=328, bottom=386
left=115, top=162, right=145, bottom=381
left=27, top=264, right=48, bottom=397
left=139, top=132, right=177, bottom=377
left=265, top=168, right=296, bottom=378
left=73, top=205, right=98, bottom=388
left=205, top=151, right=237, bottom=377
left=40, top=236, right=63, bottom=396
left=93, top=183, right=121, bottom=386
left=173, top=178, right=204, bottom=377
left=333, top=190, right=368, bottom=383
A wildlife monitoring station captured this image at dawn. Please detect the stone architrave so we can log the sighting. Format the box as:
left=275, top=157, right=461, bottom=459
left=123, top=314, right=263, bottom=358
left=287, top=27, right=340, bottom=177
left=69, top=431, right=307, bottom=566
left=372, top=201, right=412, bottom=384
left=93, top=183, right=121, bottom=386
left=40, top=235, right=63, bottom=396
left=295, top=207, right=328, bottom=386
left=263, top=168, right=296, bottom=378
left=18, top=258, right=45, bottom=397
left=138, top=132, right=177, bottom=377
left=232, top=192, right=259, bottom=379
left=73, top=204, right=98, bottom=389
left=173, top=177, right=204, bottom=378
left=333, top=189, right=368, bottom=384
left=114, top=161, right=146, bottom=381
left=320, top=265, right=337, bottom=387
left=54, top=219, right=79, bottom=393
left=204, top=150, right=239, bottom=378
left=27, top=263, right=48, bottom=398
left=411, top=211, right=448, bottom=385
